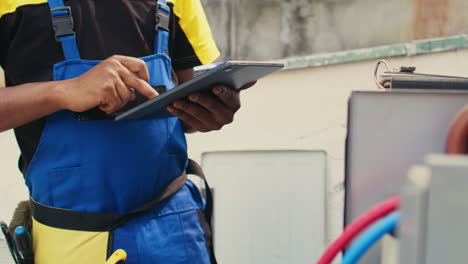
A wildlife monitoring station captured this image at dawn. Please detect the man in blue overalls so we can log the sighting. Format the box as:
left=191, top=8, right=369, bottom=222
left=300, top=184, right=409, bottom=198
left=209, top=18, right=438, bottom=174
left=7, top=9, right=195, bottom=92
left=0, top=0, right=252, bottom=263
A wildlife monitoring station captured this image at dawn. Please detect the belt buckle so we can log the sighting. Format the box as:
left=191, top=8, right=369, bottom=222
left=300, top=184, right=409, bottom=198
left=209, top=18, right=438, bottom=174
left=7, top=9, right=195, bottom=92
left=155, top=3, right=170, bottom=32
left=50, top=6, right=75, bottom=42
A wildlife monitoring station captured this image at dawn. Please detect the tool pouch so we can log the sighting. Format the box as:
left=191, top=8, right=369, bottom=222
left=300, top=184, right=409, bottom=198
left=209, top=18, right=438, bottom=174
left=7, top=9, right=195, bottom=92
left=32, top=218, right=111, bottom=264
left=9, top=200, right=32, bottom=235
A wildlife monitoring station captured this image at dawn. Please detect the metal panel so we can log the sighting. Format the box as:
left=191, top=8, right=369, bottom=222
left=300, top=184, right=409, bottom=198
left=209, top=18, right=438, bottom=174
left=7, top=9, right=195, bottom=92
left=399, top=166, right=431, bottom=264
left=424, top=155, right=468, bottom=264
left=345, top=90, right=468, bottom=263
left=202, top=151, right=326, bottom=264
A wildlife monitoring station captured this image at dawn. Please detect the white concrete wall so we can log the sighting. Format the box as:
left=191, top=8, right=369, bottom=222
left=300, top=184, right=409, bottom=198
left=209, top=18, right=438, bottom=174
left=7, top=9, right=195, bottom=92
left=1, top=49, right=468, bottom=246
left=1, top=68, right=30, bottom=224
left=0, top=67, right=29, bottom=224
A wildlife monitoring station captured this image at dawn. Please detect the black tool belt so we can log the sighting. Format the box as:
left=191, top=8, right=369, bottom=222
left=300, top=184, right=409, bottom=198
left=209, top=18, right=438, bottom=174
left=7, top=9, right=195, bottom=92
left=31, top=172, right=187, bottom=232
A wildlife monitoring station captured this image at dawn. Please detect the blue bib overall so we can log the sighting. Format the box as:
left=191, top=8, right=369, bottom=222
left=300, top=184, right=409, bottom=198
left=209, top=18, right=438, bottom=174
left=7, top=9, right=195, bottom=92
left=26, top=0, right=211, bottom=263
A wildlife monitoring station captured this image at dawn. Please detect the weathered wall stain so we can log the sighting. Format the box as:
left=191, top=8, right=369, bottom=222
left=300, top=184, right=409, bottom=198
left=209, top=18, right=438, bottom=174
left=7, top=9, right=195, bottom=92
left=413, top=0, right=450, bottom=40
left=202, top=0, right=468, bottom=61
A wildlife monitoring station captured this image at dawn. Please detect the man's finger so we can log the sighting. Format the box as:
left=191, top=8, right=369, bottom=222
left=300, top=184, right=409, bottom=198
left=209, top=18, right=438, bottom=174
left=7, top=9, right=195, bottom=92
left=188, top=93, right=232, bottom=123
left=100, top=85, right=123, bottom=113
left=167, top=106, right=209, bottom=132
left=117, top=65, right=158, bottom=99
left=238, top=81, right=257, bottom=91
left=173, top=100, right=215, bottom=126
left=112, top=55, right=150, bottom=82
left=114, top=78, right=134, bottom=105
left=212, top=85, right=240, bottom=110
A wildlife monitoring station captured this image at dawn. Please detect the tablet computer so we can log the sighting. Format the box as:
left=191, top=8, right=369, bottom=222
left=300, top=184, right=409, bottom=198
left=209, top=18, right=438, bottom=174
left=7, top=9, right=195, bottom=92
left=115, top=61, right=284, bottom=121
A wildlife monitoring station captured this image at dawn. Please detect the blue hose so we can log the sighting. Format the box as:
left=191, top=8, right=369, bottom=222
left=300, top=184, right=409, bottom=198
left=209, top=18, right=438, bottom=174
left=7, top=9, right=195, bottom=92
left=342, top=212, right=400, bottom=264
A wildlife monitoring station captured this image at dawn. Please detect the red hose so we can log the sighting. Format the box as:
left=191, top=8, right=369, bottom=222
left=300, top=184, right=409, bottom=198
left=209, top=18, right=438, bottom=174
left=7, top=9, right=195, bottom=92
left=317, top=196, right=400, bottom=264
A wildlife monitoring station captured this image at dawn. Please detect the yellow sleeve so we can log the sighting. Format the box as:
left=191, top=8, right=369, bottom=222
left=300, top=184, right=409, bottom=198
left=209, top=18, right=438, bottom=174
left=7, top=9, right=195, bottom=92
left=0, top=0, right=47, bottom=18
left=168, top=0, right=220, bottom=64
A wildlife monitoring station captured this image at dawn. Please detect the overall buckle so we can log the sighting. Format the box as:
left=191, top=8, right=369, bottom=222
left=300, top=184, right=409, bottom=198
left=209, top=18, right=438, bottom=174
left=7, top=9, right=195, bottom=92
left=155, top=3, right=170, bottom=32
left=50, top=6, right=75, bottom=42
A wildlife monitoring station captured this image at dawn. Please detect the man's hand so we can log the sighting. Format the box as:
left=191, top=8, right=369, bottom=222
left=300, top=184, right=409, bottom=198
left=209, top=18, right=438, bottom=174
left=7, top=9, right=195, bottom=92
left=167, top=82, right=256, bottom=132
left=60, top=55, right=158, bottom=114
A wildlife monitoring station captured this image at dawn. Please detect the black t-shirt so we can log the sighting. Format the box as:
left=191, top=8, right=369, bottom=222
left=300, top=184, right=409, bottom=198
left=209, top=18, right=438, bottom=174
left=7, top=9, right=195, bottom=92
left=0, top=0, right=220, bottom=175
